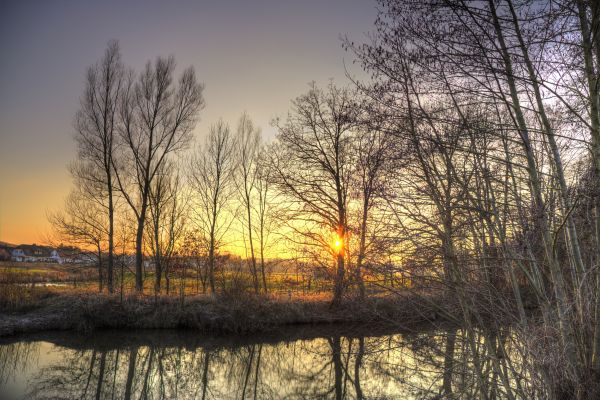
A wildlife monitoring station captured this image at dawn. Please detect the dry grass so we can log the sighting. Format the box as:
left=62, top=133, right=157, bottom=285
left=0, top=261, right=96, bottom=284
left=0, top=262, right=453, bottom=338
left=0, top=268, right=58, bottom=312
left=0, top=288, right=442, bottom=337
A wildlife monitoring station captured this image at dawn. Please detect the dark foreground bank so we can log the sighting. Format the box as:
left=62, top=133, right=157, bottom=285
left=0, top=292, right=449, bottom=337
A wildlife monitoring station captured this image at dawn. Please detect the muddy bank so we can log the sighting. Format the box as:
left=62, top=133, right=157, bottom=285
left=0, top=322, right=445, bottom=351
left=0, top=292, right=444, bottom=337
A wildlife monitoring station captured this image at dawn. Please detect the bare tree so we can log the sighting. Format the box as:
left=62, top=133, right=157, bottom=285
left=115, top=56, right=204, bottom=293
left=74, top=40, right=124, bottom=293
left=344, top=0, right=600, bottom=393
left=146, top=162, right=188, bottom=294
left=254, top=148, right=276, bottom=293
left=234, top=112, right=262, bottom=293
left=50, top=187, right=107, bottom=291
left=189, top=120, right=237, bottom=294
left=351, top=122, right=390, bottom=299
left=573, top=0, right=600, bottom=368
left=271, top=82, right=360, bottom=304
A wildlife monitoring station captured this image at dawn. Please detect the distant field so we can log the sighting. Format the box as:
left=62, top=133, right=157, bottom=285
left=0, top=259, right=395, bottom=311
left=0, top=261, right=97, bottom=284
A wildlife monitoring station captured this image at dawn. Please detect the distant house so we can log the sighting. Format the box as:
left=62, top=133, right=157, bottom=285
left=64, top=251, right=97, bottom=265
left=56, top=247, right=96, bottom=265
left=11, top=245, right=62, bottom=263
left=50, top=250, right=62, bottom=263
left=11, top=248, right=26, bottom=262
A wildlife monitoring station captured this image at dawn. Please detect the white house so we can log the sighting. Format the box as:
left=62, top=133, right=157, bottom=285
left=11, top=246, right=62, bottom=263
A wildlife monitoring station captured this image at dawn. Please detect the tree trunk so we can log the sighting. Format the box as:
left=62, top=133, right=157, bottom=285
left=97, top=246, right=103, bottom=293
left=179, top=258, right=186, bottom=307
left=333, top=253, right=345, bottom=305
left=154, top=216, right=162, bottom=295
left=134, top=193, right=149, bottom=293
left=333, top=171, right=347, bottom=305
left=260, top=244, right=267, bottom=294
left=166, top=261, right=171, bottom=295
left=208, top=237, right=216, bottom=294
left=259, top=214, right=268, bottom=294
left=208, top=191, right=219, bottom=294
left=107, top=173, right=114, bottom=294
left=155, top=261, right=162, bottom=295
left=442, top=330, right=457, bottom=396
left=356, top=195, right=369, bottom=299
left=134, top=215, right=145, bottom=293
left=246, top=197, right=259, bottom=294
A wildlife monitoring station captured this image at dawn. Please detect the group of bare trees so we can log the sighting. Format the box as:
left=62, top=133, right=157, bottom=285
left=267, top=83, right=393, bottom=304
left=187, top=113, right=276, bottom=295
left=53, top=42, right=282, bottom=296
left=48, top=0, right=600, bottom=396
left=50, top=41, right=124, bottom=293
left=337, top=0, right=600, bottom=396
left=52, top=41, right=205, bottom=294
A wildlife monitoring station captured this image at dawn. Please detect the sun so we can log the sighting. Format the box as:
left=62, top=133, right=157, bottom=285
left=332, top=232, right=344, bottom=255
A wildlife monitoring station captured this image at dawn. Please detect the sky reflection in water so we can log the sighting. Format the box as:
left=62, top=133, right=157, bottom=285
left=0, top=326, right=529, bottom=399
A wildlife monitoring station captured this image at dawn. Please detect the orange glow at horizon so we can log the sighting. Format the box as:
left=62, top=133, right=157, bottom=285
left=0, top=1, right=374, bottom=247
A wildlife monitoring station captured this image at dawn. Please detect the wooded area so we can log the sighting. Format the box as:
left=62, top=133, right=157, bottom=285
left=40, top=0, right=600, bottom=398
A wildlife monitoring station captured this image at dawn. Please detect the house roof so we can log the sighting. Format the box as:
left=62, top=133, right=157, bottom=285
left=13, top=244, right=54, bottom=257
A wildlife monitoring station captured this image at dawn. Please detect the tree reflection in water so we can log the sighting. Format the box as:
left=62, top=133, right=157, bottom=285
left=0, top=326, right=545, bottom=399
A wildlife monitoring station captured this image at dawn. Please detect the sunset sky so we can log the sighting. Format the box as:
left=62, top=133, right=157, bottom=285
left=0, top=0, right=375, bottom=245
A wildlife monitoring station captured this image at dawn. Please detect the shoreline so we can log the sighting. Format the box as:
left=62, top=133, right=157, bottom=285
left=0, top=292, right=442, bottom=338
left=0, top=321, right=444, bottom=350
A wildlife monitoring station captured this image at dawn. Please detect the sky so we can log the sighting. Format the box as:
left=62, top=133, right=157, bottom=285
left=0, top=0, right=376, bottom=245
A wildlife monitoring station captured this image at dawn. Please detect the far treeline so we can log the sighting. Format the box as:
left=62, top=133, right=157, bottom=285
left=50, top=1, right=600, bottom=397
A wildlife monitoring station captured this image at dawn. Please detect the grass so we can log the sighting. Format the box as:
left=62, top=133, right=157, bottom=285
left=0, top=289, right=441, bottom=337
left=0, top=262, right=446, bottom=337
left=0, top=261, right=97, bottom=284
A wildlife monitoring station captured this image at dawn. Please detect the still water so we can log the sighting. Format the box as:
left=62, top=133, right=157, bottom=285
left=0, top=325, right=535, bottom=399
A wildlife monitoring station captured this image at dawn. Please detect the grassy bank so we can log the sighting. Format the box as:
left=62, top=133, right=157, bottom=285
left=0, top=290, right=444, bottom=337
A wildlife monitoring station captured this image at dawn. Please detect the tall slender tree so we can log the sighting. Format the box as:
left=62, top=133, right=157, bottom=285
left=352, top=124, right=390, bottom=299
left=116, top=56, right=204, bottom=292
left=271, top=82, right=360, bottom=304
left=74, top=40, right=124, bottom=293
left=146, top=162, right=188, bottom=294
left=189, top=120, right=237, bottom=293
left=254, top=148, right=275, bottom=293
left=234, top=112, right=262, bottom=293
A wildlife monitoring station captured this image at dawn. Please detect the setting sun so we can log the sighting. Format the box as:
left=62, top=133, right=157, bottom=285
left=332, top=233, right=344, bottom=255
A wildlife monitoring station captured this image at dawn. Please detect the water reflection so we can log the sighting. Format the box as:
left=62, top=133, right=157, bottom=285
left=0, top=326, right=541, bottom=399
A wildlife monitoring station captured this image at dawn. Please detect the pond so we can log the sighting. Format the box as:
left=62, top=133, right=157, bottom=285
left=0, top=325, right=539, bottom=399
